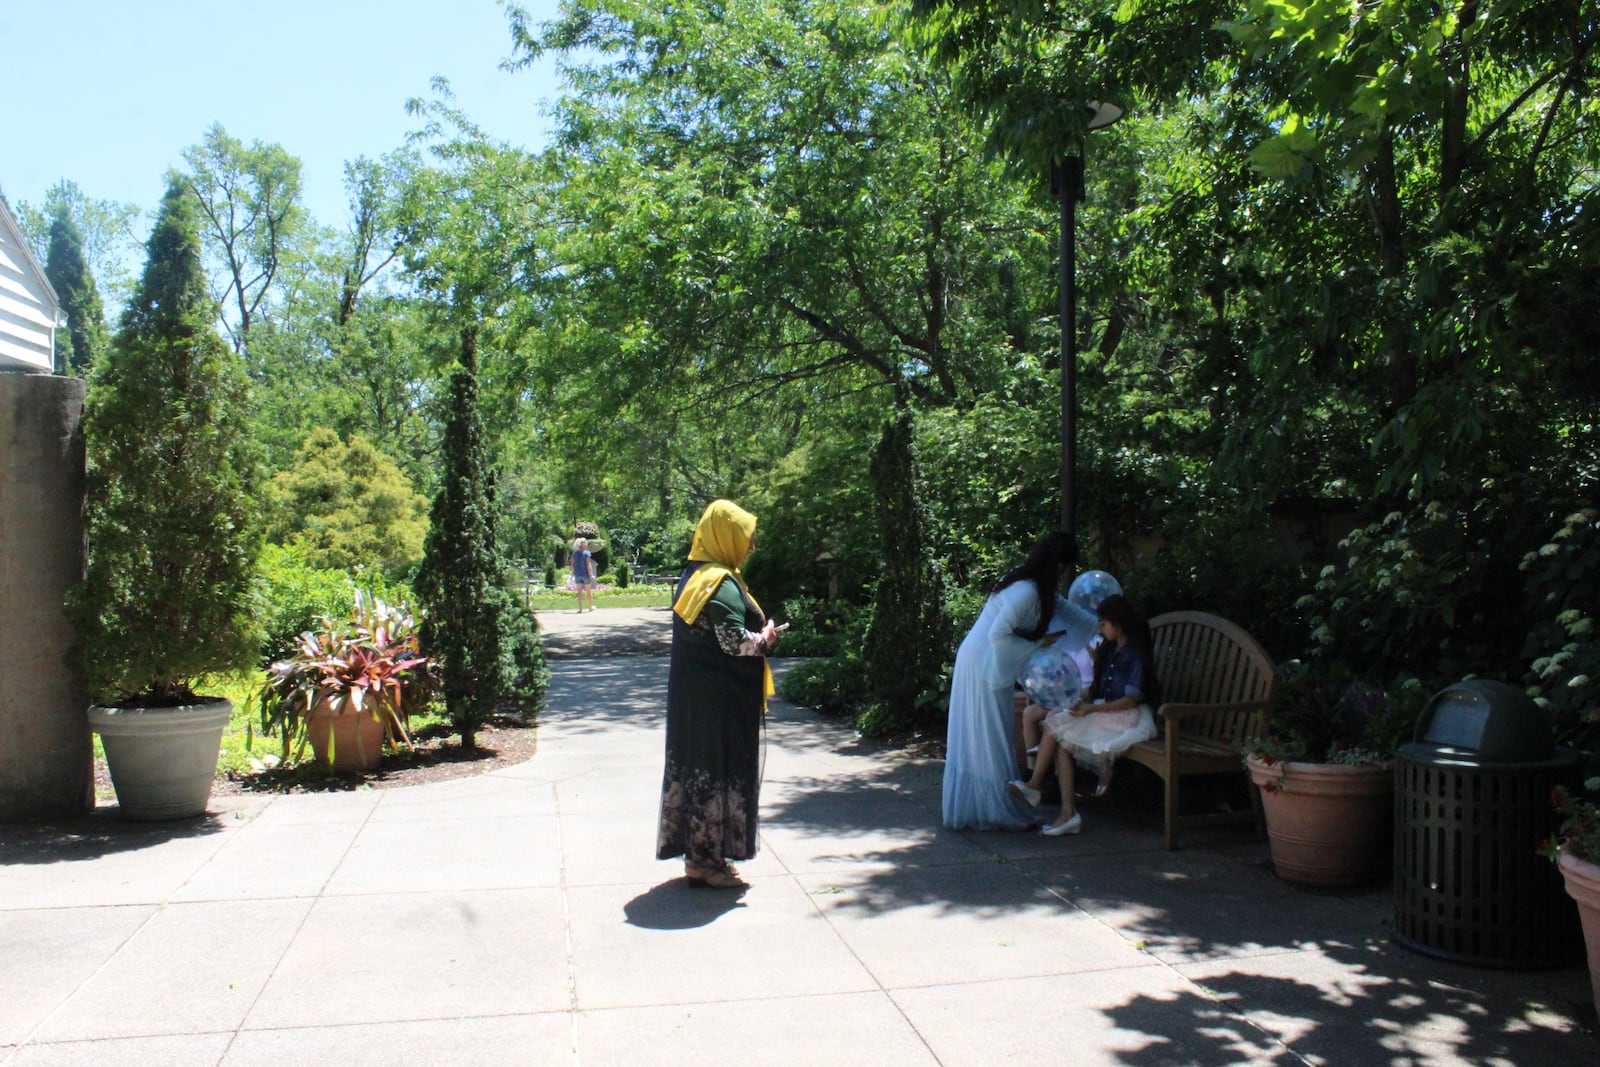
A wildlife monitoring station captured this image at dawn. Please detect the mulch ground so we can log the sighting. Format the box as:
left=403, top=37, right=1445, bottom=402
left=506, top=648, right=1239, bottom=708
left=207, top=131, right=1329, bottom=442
left=93, top=711, right=541, bottom=799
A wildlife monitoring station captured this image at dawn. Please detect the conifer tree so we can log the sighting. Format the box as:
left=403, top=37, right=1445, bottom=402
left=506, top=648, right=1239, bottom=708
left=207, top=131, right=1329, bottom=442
left=44, top=210, right=106, bottom=376
left=862, top=404, right=951, bottom=732
left=414, top=326, right=512, bottom=748
left=72, top=178, right=260, bottom=704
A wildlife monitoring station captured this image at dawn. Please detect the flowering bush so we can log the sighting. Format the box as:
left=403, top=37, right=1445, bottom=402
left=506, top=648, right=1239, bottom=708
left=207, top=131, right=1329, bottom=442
left=1543, top=779, right=1600, bottom=864
left=1247, top=660, right=1424, bottom=767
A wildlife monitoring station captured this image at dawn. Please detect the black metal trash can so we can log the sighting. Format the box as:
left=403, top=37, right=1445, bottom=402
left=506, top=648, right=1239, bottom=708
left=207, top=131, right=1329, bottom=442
left=1394, top=680, right=1582, bottom=968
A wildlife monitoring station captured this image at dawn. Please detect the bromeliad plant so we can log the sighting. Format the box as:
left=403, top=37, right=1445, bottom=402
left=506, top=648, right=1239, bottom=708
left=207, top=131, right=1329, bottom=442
left=260, top=594, right=432, bottom=764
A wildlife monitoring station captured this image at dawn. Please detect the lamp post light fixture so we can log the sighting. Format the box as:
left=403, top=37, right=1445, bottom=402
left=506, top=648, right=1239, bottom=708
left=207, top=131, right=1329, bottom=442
left=1053, top=99, right=1123, bottom=557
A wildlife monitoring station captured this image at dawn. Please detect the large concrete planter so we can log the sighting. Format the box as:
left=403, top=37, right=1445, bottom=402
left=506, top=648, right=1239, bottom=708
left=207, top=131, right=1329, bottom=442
left=1558, top=851, right=1600, bottom=1021
left=88, top=699, right=231, bottom=820
left=1247, top=754, right=1394, bottom=887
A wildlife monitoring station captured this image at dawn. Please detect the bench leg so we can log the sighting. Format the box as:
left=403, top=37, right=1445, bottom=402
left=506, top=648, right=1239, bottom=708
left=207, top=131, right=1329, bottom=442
left=1164, top=769, right=1179, bottom=851
left=1248, top=773, right=1267, bottom=841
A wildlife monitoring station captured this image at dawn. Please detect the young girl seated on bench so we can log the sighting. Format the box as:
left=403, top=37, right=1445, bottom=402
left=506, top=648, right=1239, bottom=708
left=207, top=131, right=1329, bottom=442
left=1009, top=595, right=1160, bottom=835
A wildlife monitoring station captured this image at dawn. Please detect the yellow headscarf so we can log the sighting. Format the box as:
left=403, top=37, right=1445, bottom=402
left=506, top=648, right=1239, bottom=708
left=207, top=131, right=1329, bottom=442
left=673, top=499, right=774, bottom=706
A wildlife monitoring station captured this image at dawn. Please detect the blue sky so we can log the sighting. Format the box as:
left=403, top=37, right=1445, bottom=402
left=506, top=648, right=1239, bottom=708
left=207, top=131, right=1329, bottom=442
left=1, top=0, right=566, bottom=228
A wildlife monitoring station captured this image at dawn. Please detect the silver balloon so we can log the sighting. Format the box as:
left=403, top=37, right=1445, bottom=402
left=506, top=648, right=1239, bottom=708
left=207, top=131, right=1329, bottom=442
left=1020, top=643, right=1084, bottom=712
left=1068, top=570, right=1122, bottom=613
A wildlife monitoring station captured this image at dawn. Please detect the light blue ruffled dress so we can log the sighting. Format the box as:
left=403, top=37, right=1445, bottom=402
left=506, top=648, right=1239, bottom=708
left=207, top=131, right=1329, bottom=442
left=942, top=585, right=1096, bottom=830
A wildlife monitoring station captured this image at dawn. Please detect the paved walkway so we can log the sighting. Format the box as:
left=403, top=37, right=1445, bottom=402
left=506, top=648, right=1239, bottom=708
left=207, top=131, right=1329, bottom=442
left=1, top=608, right=1595, bottom=1064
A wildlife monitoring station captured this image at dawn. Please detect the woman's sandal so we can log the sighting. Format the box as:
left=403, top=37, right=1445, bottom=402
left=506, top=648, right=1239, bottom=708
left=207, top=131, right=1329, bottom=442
left=685, top=861, right=748, bottom=890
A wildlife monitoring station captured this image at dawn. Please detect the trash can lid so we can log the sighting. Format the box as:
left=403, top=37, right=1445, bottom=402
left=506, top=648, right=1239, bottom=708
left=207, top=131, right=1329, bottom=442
left=1413, top=679, right=1551, bottom=762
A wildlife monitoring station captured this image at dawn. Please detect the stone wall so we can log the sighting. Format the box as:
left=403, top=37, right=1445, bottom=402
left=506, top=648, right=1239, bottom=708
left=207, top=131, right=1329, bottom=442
left=0, top=374, right=91, bottom=819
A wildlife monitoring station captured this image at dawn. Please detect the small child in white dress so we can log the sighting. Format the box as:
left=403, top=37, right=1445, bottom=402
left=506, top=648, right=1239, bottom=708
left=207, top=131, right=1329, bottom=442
left=1008, top=595, right=1158, bottom=835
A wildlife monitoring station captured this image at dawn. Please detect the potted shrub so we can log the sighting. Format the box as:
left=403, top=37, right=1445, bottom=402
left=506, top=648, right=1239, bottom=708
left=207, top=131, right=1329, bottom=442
left=1546, top=779, right=1600, bottom=1020
left=71, top=180, right=260, bottom=821
left=1245, top=662, right=1421, bottom=887
left=261, top=595, right=430, bottom=773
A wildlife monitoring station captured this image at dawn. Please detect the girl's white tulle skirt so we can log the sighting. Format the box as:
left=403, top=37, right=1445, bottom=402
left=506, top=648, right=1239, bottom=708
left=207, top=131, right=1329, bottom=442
left=1043, top=703, right=1156, bottom=776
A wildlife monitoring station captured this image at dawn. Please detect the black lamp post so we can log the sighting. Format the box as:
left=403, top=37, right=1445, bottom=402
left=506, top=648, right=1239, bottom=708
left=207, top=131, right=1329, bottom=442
left=1053, top=100, right=1123, bottom=555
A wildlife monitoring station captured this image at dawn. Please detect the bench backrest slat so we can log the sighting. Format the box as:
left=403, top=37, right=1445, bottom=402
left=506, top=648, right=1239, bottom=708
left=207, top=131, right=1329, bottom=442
left=1150, top=611, right=1279, bottom=743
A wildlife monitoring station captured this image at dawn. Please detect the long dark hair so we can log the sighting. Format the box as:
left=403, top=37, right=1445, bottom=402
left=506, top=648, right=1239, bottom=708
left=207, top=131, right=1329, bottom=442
left=993, top=531, right=1074, bottom=640
left=1092, top=594, right=1161, bottom=706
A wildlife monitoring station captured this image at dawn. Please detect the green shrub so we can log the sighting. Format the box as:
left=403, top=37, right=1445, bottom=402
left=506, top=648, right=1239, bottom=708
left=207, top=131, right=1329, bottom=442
left=860, top=409, right=950, bottom=735
left=415, top=335, right=512, bottom=749
left=779, top=653, right=869, bottom=718
left=71, top=179, right=261, bottom=704
left=502, top=603, right=550, bottom=710
left=544, top=563, right=558, bottom=588
left=266, top=427, right=428, bottom=579
left=1522, top=508, right=1600, bottom=748
left=617, top=559, right=631, bottom=588
left=775, top=596, right=854, bottom=658
left=255, top=544, right=413, bottom=662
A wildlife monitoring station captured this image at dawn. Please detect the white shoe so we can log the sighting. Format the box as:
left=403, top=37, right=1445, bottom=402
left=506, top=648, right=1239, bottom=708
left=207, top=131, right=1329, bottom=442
left=1041, top=813, right=1083, bottom=836
left=1007, top=780, right=1042, bottom=808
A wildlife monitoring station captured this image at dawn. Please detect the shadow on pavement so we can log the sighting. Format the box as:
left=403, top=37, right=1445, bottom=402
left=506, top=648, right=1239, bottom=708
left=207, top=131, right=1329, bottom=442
left=624, top=879, right=748, bottom=929
left=1104, top=943, right=1596, bottom=1065
left=0, top=806, right=233, bottom=864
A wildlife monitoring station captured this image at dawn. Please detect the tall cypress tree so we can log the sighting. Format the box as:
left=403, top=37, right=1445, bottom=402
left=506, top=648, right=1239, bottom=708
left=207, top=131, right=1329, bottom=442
left=415, top=325, right=512, bottom=748
left=44, top=210, right=106, bottom=376
left=72, top=178, right=259, bottom=704
left=861, top=404, right=952, bottom=733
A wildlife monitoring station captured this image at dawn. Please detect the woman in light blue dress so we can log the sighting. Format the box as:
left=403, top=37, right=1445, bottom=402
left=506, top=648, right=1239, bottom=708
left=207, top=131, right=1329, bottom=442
left=942, top=533, right=1076, bottom=830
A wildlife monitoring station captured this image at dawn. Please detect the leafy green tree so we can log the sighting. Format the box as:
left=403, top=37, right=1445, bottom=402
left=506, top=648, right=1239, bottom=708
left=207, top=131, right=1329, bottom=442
left=71, top=179, right=260, bottom=704
left=414, top=328, right=514, bottom=748
left=44, top=209, right=106, bottom=376
left=910, top=0, right=1600, bottom=501
left=506, top=0, right=1094, bottom=644
left=266, top=427, right=430, bottom=578
left=182, top=123, right=305, bottom=353
left=15, top=179, right=143, bottom=311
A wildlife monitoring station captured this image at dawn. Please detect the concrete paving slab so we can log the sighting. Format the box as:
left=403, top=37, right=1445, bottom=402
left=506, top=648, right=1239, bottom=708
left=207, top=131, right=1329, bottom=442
left=565, top=876, right=877, bottom=1010
left=244, top=889, right=571, bottom=1030
left=575, top=992, right=937, bottom=1065
left=321, top=815, right=563, bottom=894
left=8, top=1032, right=235, bottom=1066
left=558, top=810, right=678, bottom=887
left=234, top=789, right=382, bottom=828
left=757, top=793, right=992, bottom=874
left=0, top=815, right=244, bottom=909
left=30, top=898, right=312, bottom=1042
left=796, top=862, right=1160, bottom=989
left=891, top=966, right=1288, bottom=1066
left=1016, top=842, right=1389, bottom=964
left=367, top=774, right=559, bottom=822
left=169, top=821, right=363, bottom=902
left=0, top=906, right=153, bottom=1045
left=222, top=1012, right=573, bottom=1065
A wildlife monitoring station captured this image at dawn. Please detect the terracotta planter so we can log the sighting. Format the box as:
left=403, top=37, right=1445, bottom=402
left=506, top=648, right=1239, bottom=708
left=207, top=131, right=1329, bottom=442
left=88, top=699, right=231, bottom=820
left=306, top=697, right=386, bottom=772
left=1559, top=851, right=1600, bottom=1020
left=1246, top=754, right=1394, bottom=887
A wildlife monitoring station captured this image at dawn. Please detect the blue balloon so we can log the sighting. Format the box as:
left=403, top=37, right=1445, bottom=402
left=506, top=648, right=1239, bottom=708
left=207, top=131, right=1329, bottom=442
left=1048, top=595, right=1098, bottom=651
left=1020, top=643, right=1084, bottom=712
left=1068, top=570, right=1122, bottom=613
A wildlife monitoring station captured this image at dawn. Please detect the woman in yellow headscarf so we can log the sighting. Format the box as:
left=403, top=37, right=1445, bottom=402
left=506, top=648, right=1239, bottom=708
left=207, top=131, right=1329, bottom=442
left=656, top=499, right=781, bottom=889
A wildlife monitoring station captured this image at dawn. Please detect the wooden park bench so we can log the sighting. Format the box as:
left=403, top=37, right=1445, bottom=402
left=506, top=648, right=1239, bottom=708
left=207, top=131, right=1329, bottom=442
left=1122, top=611, right=1280, bottom=850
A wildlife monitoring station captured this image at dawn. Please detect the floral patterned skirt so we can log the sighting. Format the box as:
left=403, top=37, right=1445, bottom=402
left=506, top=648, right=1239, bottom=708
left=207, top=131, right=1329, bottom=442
left=657, top=759, right=759, bottom=864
